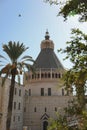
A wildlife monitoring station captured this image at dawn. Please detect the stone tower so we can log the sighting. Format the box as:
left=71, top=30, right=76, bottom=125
left=23, top=31, right=72, bottom=130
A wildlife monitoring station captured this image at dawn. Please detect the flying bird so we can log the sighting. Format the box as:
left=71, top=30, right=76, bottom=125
left=18, top=14, right=21, bottom=17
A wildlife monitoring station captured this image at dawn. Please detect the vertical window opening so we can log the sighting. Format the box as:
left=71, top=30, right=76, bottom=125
left=29, top=89, right=31, bottom=96
left=45, top=107, right=47, bottom=112
left=41, top=88, right=44, bottom=96
left=48, top=88, right=51, bottom=96
left=34, top=107, right=37, bottom=112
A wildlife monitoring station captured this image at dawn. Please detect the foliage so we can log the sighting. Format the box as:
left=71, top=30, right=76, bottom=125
left=59, top=0, right=87, bottom=22
left=79, top=111, right=87, bottom=130
left=45, top=0, right=87, bottom=22
left=0, top=41, right=34, bottom=85
left=44, top=0, right=59, bottom=5
left=64, top=103, right=87, bottom=130
left=64, top=99, right=81, bottom=116
left=48, top=99, right=87, bottom=130
left=58, top=28, right=87, bottom=112
left=0, top=41, right=34, bottom=130
left=48, top=113, right=68, bottom=130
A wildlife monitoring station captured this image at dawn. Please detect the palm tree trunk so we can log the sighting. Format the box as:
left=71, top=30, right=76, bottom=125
left=6, top=69, right=16, bottom=130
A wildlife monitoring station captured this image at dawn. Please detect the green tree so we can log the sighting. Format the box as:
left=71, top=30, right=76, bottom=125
left=48, top=100, right=87, bottom=130
left=58, top=28, right=87, bottom=112
left=58, top=0, right=87, bottom=22
left=0, top=41, right=34, bottom=130
left=45, top=0, right=87, bottom=22
left=48, top=113, right=68, bottom=130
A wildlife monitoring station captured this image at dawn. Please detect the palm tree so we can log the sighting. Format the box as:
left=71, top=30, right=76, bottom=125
left=0, top=41, right=34, bottom=130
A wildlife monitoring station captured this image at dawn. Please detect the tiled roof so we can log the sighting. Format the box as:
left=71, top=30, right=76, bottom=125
left=33, top=48, right=64, bottom=70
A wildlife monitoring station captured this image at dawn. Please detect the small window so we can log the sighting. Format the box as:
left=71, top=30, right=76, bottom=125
left=48, top=88, right=51, bottom=96
left=59, top=73, right=61, bottom=78
left=55, top=107, right=57, bottom=112
left=13, top=116, right=15, bottom=122
left=29, top=89, right=31, bottom=96
left=37, top=73, right=40, bottom=78
left=62, top=88, right=64, bottom=96
left=25, top=90, right=28, bottom=96
left=34, top=107, right=37, bottom=112
left=41, top=88, right=44, bottom=96
left=19, top=89, right=21, bottom=96
left=48, top=73, right=50, bottom=78
left=55, top=73, right=57, bottom=78
left=18, top=116, right=20, bottom=121
left=18, top=103, right=21, bottom=110
left=14, top=102, right=16, bottom=110
left=15, top=88, right=17, bottom=95
left=52, top=73, right=54, bottom=78
left=24, top=107, right=26, bottom=112
left=45, top=73, right=47, bottom=78
left=32, top=74, right=34, bottom=79
left=45, top=107, right=47, bottom=112
left=41, top=73, right=44, bottom=78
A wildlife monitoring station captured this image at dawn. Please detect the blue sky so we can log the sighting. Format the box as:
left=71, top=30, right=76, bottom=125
left=0, top=0, right=87, bottom=69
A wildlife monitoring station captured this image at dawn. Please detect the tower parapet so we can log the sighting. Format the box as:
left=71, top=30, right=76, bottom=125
left=24, top=30, right=65, bottom=83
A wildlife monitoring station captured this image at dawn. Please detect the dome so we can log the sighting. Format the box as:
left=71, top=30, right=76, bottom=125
left=41, top=30, right=54, bottom=50
left=33, top=30, right=64, bottom=70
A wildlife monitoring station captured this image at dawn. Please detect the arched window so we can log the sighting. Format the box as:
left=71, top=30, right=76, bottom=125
left=41, top=73, right=44, bottom=78
left=34, top=107, right=37, bottom=112
left=37, top=73, right=40, bottom=78
left=55, top=73, right=57, bottom=78
left=18, top=102, right=21, bottom=110
left=29, top=89, right=31, bottom=96
left=52, top=73, right=54, bottom=78
left=32, top=74, right=34, bottom=79
left=59, top=73, right=61, bottom=78
left=45, top=73, right=47, bottom=78
left=48, top=88, right=51, bottom=96
left=45, top=107, right=47, bottom=112
left=48, top=73, right=50, bottom=78
left=62, top=88, right=64, bottom=96
left=41, top=88, right=44, bottom=96
left=43, top=121, right=48, bottom=130
left=55, top=107, right=57, bottom=112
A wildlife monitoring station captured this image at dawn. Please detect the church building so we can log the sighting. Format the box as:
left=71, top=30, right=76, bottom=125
left=0, top=31, right=74, bottom=130
left=23, top=31, right=72, bottom=130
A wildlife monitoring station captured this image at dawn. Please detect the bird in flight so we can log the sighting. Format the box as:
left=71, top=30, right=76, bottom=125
left=18, top=14, right=21, bottom=17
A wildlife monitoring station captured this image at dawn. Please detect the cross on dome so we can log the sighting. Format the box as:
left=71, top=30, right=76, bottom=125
left=45, top=29, right=50, bottom=40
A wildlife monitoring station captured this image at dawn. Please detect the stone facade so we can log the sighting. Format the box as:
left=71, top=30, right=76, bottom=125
left=22, top=31, right=74, bottom=130
left=10, top=83, right=24, bottom=130
left=0, top=77, right=24, bottom=130
left=0, top=78, right=10, bottom=130
left=0, top=31, right=74, bottom=130
left=23, top=79, right=73, bottom=130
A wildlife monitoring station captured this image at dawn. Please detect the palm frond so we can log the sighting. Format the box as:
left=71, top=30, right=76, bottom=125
left=0, top=55, right=8, bottom=61
left=24, top=63, right=35, bottom=73
left=0, top=65, right=4, bottom=67
left=21, top=59, right=34, bottom=64
left=3, top=41, right=29, bottom=63
left=21, top=55, right=32, bottom=60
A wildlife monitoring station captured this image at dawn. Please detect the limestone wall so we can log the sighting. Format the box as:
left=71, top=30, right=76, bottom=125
left=0, top=77, right=24, bottom=130
left=23, top=95, right=74, bottom=130
left=24, top=80, right=67, bottom=97
left=23, top=80, right=73, bottom=130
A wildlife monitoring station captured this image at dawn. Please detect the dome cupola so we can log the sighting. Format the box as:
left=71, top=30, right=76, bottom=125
left=41, top=30, right=54, bottom=50
left=33, top=30, right=64, bottom=70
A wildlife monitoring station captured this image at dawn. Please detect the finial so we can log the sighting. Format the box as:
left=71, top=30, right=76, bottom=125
left=45, top=29, right=50, bottom=40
